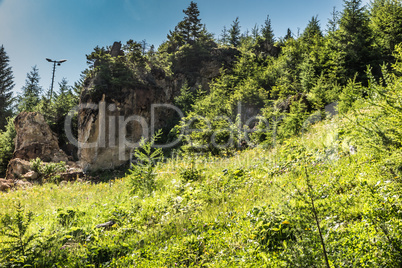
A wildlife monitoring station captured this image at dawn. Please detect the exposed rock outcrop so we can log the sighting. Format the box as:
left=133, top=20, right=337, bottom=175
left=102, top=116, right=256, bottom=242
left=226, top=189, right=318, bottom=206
left=78, top=42, right=239, bottom=171
left=5, top=112, right=84, bottom=184
left=13, top=112, right=69, bottom=162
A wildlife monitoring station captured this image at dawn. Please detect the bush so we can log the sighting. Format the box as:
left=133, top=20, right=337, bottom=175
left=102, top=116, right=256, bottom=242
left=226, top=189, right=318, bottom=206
left=0, top=203, right=43, bottom=266
left=340, top=45, right=402, bottom=171
left=127, top=130, right=164, bottom=196
left=0, top=117, right=15, bottom=177
left=30, top=158, right=67, bottom=183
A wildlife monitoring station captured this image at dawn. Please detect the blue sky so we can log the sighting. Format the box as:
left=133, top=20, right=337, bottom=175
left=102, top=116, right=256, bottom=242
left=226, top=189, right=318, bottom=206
left=0, top=0, right=370, bottom=96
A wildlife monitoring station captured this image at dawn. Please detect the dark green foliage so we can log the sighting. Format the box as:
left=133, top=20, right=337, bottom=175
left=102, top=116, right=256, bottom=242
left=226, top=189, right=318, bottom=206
left=84, top=41, right=147, bottom=103
left=228, top=17, right=241, bottom=47
left=338, top=0, right=377, bottom=82
left=302, top=16, right=323, bottom=41
left=219, top=26, right=229, bottom=46
left=284, top=28, right=293, bottom=41
left=174, top=82, right=195, bottom=115
left=261, top=15, right=275, bottom=45
left=327, top=7, right=340, bottom=33
left=17, top=66, right=42, bottom=113
left=370, top=0, right=402, bottom=61
left=182, top=1, right=203, bottom=42
left=0, top=45, right=14, bottom=131
left=166, top=1, right=211, bottom=52
left=0, top=117, right=15, bottom=177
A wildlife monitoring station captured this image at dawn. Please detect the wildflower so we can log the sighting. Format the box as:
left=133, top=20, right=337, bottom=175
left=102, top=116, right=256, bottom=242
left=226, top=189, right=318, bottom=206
left=282, top=220, right=290, bottom=225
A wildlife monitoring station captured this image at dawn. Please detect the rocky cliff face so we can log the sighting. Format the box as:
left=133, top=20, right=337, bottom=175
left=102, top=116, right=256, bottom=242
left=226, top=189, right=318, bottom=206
left=78, top=42, right=239, bottom=171
left=5, top=112, right=82, bottom=183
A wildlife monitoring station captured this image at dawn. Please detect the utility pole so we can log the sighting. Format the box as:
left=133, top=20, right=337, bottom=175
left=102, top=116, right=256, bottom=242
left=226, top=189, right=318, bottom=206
left=46, top=58, right=67, bottom=99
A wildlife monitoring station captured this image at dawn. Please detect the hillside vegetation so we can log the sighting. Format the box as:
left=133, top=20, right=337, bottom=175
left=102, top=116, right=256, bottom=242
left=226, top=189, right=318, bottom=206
left=1, top=105, right=402, bottom=266
left=1, top=44, right=402, bottom=264
left=1, top=0, right=402, bottom=266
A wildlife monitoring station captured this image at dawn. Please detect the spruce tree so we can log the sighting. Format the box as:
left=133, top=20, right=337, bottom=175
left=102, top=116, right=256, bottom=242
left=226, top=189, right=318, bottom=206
left=251, top=24, right=260, bottom=40
left=284, top=28, right=293, bottom=40
left=0, top=45, right=14, bottom=131
left=261, top=15, right=275, bottom=44
left=339, top=0, right=376, bottom=82
left=302, top=16, right=322, bottom=40
left=186, top=1, right=203, bottom=41
left=220, top=26, right=229, bottom=46
left=166, top=1, right=208, bottom=51
left=53, top=78, right=77, bottom=140
left=177, top=1, right=203, bottom=43
left=370, top=0, right=402, bottom=59
left=228, top=17, right=241, bottom=47
left=17, top=66, right=42, bottom=113
left=327, top=7, right=340, bottom=33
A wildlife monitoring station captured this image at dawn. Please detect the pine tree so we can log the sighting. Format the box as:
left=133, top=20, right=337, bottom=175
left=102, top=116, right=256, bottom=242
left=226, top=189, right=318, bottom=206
left=302, top=16, right=322, bottom=41
left=284, top=28, right=293, bottom=41
left=327, top=7, right=340, bottom=33
left=177, top=1, right=203, bottom=43
left=251, top=24, right=260, bottom=40
left=261, top=15, right=275, bottom=44
left=220, top=26, right=229, bottom=45
left=186, top=1, right=203, bottom=41
left=228, top=17, right=241, bottom=47
left=339, top=0, right=376, bottom=82
left=166, top=1, right=209, bottom=51
left=53, top=78, right=77, bottom=137
left=0, top=45, right=14, bottom=131
left=17, top=66, right=42, bottom=112
left=370, top=0, right=402, bottom=59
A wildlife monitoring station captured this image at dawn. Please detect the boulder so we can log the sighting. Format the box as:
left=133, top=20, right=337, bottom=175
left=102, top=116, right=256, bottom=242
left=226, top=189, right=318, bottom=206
left=14, top=180, right=32, bottom=189
left=5, top=158, right=31, bottom=180
left=13, top=112, right=68, bottom=163
left=4, top=112, right=83, bottom=182
left=0, top=178, right=14, bottom=192
left=22, top=171, right=39, bottom=180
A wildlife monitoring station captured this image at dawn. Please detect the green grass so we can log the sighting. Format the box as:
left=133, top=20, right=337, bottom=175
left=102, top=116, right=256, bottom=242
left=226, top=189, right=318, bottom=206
left=1, top=116, right=402, bottom=267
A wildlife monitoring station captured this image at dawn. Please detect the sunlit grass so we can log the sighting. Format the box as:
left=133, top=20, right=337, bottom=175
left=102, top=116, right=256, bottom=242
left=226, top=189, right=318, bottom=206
left=1, top=115, right=401, bottom=267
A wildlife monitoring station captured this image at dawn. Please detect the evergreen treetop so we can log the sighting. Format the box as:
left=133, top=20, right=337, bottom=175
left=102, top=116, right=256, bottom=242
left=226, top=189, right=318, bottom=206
left=0, top=45, right=14, bottom=130
left=17, top=66, right=42, bottom=113
left=228, top=17, right=241, bottom=47
left=261, top=15, right=275, bottom=44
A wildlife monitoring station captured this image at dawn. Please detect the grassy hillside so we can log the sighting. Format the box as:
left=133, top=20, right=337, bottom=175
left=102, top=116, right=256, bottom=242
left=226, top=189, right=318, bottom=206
left=1, top=114, right=401, bottom=267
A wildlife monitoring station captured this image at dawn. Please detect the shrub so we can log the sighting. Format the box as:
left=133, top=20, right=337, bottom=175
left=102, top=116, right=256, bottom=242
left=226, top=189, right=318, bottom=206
left=0, top=117, right=16, bottom=177
left=30, top=158, right=67, bottom=183
left=127, top=130, right=164, bottom=196
left=0, top=203, right=43, bottom=266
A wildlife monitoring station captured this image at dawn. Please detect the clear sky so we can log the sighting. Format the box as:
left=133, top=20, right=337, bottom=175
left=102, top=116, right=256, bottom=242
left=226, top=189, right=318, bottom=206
left=0, top=0, right=370, bottom=97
